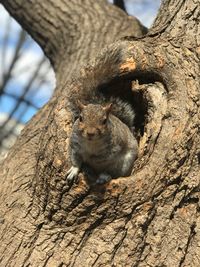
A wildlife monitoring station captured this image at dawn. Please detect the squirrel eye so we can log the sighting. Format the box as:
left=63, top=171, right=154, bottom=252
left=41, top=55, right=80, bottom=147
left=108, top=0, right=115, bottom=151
left=102, top=118, right=107, bottom=125
left=79, top=115, right=83, bottom=122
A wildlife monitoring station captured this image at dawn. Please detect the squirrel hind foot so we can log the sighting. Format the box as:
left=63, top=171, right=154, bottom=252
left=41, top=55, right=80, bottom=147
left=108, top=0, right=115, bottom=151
left=96, top=173, right=112, bottom=185
left=66, top=166, right=80, bottom=182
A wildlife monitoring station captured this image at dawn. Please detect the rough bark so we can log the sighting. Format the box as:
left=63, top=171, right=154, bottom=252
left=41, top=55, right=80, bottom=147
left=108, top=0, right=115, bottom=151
left=0, top=0, right=200, bottom=267
left=1, top=0, right=146, bottom=83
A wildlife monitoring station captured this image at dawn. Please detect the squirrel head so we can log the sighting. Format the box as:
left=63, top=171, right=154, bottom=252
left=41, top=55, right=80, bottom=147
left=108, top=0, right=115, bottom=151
left=76, top=100, right=112, bottom=141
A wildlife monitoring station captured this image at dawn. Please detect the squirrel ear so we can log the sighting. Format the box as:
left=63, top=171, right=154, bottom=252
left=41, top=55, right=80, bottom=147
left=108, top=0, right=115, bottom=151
left=104, top=103, right=112, bottom=115
left=77, top=100, right=85, bottom=111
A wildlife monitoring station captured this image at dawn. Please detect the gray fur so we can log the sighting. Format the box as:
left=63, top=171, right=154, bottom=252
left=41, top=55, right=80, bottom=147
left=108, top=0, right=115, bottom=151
left=67, top=103, right=138, bottom=184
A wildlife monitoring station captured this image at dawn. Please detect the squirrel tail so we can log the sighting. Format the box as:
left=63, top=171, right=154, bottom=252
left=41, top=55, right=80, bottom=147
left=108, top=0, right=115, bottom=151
left=67, top=41, right=135, bottom=127
left=109, top=97, right=135, bottom=128
left=94, top=96, right=135, bottom=128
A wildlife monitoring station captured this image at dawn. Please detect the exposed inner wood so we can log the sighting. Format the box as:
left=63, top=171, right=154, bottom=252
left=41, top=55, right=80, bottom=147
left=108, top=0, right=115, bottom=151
left=0, top=0, right=199, bottom=266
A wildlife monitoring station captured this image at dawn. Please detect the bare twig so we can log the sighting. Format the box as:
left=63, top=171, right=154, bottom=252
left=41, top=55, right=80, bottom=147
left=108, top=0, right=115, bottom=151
left=1, top=16, right=12, bottom=85
left=0, top=56, right=46, bottom=138
left=0, top=29, right=27, bottom=95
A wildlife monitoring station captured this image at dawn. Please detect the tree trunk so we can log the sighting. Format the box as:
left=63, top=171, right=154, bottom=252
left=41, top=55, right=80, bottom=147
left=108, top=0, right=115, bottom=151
left=0, top=0, right=200, bottom=266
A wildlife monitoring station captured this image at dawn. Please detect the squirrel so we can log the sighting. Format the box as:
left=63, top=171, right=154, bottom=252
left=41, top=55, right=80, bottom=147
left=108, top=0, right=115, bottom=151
left=67, top=97, right=138, bottom=184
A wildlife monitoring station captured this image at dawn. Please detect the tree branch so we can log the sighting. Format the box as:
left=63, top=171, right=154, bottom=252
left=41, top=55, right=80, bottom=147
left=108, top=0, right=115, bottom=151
left=0, top=0, right=200, bottom=266
left=149, top=0, right=200, bottom=50
left=0, top=0, right=146, bottom=77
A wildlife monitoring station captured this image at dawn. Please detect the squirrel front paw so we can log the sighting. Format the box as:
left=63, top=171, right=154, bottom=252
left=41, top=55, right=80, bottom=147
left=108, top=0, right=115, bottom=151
left=96, top=173, right=112, bottom=184
left=66, top=166, right=80, bottom=181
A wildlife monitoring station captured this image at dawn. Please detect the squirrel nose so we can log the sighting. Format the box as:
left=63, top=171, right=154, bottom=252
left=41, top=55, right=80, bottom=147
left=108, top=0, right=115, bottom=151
left=86, top=128, right=96, bottom=137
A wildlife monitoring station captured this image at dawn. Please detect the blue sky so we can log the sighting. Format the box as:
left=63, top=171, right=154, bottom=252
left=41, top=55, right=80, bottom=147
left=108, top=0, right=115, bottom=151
left=125, top=0, right=161, bottom=27
left=0, top=5, right=55, bottom=124
left=0, top=1, right=161, bottom=125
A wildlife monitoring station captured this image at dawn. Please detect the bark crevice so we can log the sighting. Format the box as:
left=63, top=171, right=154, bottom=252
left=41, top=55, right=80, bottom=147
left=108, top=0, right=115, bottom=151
left=0, top=0, right=200, bottom=266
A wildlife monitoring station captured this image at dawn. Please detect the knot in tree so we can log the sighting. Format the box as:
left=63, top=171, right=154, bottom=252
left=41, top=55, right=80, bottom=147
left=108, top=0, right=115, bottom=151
left=0, top=0, right=200, bottom=266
